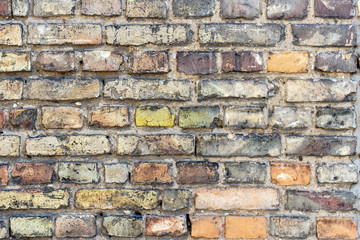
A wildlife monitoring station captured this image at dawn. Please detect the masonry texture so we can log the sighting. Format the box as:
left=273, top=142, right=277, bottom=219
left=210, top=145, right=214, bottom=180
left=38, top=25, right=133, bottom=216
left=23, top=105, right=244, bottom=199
left=0, top=0, right=359, bottom=239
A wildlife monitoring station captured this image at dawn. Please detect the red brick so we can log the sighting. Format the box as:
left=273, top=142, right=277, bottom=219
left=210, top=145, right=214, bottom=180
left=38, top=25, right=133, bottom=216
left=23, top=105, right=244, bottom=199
left=317, top=218, right=357, bottom=239
left=9, top=109, right=37, bottom=130
left=315, top=0, right=354, bottom=18
left=0, top=109, right=5, bottom=128
left=132, top=163, right=172, bottom=184
left=191, top=216, right=222, bottom=239
left=0, top=0, right=10, bottom=16
left=129, top=51, right=169, bottom=73
left=11, top=163, right=54, bottom=185
left=0, top=165, right=8, bottom=186
left=177, top=52, right=217, bottom=75
left=177, top=161, right=219, bottom=184
left=222, top=51, right=263, bottom=72
left=146, top=216, right=187, bottom=237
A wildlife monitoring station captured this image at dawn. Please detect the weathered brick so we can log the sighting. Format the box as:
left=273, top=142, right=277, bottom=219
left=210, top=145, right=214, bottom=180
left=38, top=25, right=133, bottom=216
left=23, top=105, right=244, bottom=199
left=177, top=52, right=217, bottom=75
left=315, top=52, right=358, bottom=73
left=267, top=0, right=308, bottom=19
left=179, top=106, right=221, bottom=128
left=225, top=216, right=266, bottom=239
left=135, top=106, right=175, bottom=127
left=12, top=0, right=29, bottom=16
left=36, top=51, right=75, bottom=72
left=58, top=162, right=99, bottom=184
left=225, top=162, right=266, bottom=184
left=106, top=24, right=189, bottom=46
left=195, top=188, right=279, bottom=210
left=292, top=25, right=357, bottom=47
left=104, top=78, right=192, bottom=101
left=24, top=79, right=100, bottom=101
left=199, top=23, right=285, bottom=46
left=9, top=109, right=37, bottom=130
left=286, top=79, right=356, bottom=102
left=117, top=134, right=194, bottom=155
left=26, top=135, right=111, bottom=156
left=0, top=0, right=10, bottom=16
left=173, top=0, right=214, bottom=17
left=10, top=217, right=53, bottom=238
left=33, top=0, right=75, bottom=16
left=82, top=51, right=123, bottom=72
left=0, top=52, right=31, bottom=72
left=132, top=163, right=172, bottom=184
left=162, top=189, right=189, bottom=211
left=0, top=136, right=20, bottom=157
left=224, top=106, right=266, bottom=128
left=222, top=51, right=263, bottom=72
left=268, top=51, right=308, bottom=73
left=146, top=216, right=187, bottom=237
left=0, top=79, right=23, bottom=100
left=317, top=163, right=358, bottom=183
left=286, top=190, right=356, bottom=211
left=286, top=135, right=356, bottom=156
left=89, top=106, right=129, bottom=128
left=0, top=165, right=8, bottom=186
left=315, top=0, right=355, bottom=18
left=0, top=189, right=69, bottom=209
left=177, top=161, right=219, bottom=184
left=75, top=189, right=159, bottom=209
left=270, top=216, right=313, bottom=239
left=0, top=24, right=23, bottom=46
left=0, top=219, right=7, bottom=239
left=190, top=216, right=222, bottom=239
left=11, top=163, right=54, bottom=185
left=28, top=24, right=102, bottom=45
left=104, top=163, right=128, bottom=183
left=103, top=216, right=143, bottom=238
left=129, top=51, right=169, bottom=73
left=55, top=216, right=96, bottom=238
left=199, top=134, right=281, bottom=157
left=42, top=107, right=83, bottom=129
left=270, top=162, right=310, bottom=186
left=126, top=0, right=168, bottom=18
left=220, top=0, right=261, bottom=19
left=0, top=110, right=4, bottom=128
left=316, top=107, right=355, bottom=130
left=81, top=0, right=121, bottom=16
left=317, top=218, right=357, bottom=239
left=270, top=106, right=312, bottom=129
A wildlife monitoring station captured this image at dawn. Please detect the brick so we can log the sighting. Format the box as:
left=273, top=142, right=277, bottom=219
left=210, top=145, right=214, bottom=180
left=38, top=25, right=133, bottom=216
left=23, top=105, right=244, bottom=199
left=28, top=24, right=102, bottom=45
left=24, top=79, right=100, bottom=101
left=224, top=106, right=266, bottom=129
left=199, top=23, right=285, bottom=46
left=129, top=51, right=169, bottom=73
left=270, top=106, right=312, bottom=129
left=225, top=162, right=267, bottom=184
left=0, top=110, right=4, bottom=128
left=11, top=163, right=54, bottom=185
left=0, top=136, right=20, bottom=157
left=317, top=218, right=357, bottom=239
left=0, top=0, right=10, bottom=16
left=0, top=219, right=7, bottom=239
left=104, top=78, right=192, bottom=101
left=103, top=216, right=143, bottom=238
left=58, top=162, right=99, bottom=184
left=177, top=161, right=219, bottom=184
left=146, top=216, right=187, bottom=237
left=10, top=217, right=53, bottom=238
left=268, top=51, right=308, bottom=73
left=42, top=107, right=83, bottom=129
left=199, top=134, right=281, bottom=157
left=286, top=135, right=356, bottom=156
left=81, top=0, right=121, bottom=16
left=117, top=134, right=194, bottom=155
left=0, top=80, right=23, bottom=100
left=162, top=189, right=189, bottom=211
left=198, top=79, right=276, bottom=100
left=270, top=162, right=310, bottom=186
left=220, top=0, right=261, bottom=19
left=292, top=24, right=356, bottom=47
left=225, top=216, right=266, bottom=239
left=190, top=216, right=222, bottom=239
left=195, top=188, right=279, bottom=210
left=267, top=0, right=308, bottom=19
left=286, top=190, right=356, bottom=211
left=33, top=0, right=75, bottom=16
left=286, top=79, right=356, bottom=102
left=222, top=51, right=263, bottom=72
left=12, top=0, right=29, bottom=16
left=179, top=106, right=221, bottom=128
left=316, top=107, right=355, bottom=130
left=126, top=0, right=168, bottom=18
left=270, top=216, right=313, bottom=239
left=0, top=189, right=69, bottom=209
left=55, top=216, right=96, bottom=238
left=75, top=189, right=159, bottom=209
left=174, top=0, right=214, bottom=17
left=315, top=52, right=358, bottom=73
left=106, top=24, right=189, bottom=46
left=0, top=52, right=31, bottom=72
left=9, top=109, right=37, bottom=130
left=89, top=106, right=129, bottom=128
left=26, top=135, right=111, bottom=156
left=36, top=51, right=75, bottom=72
left=317, top=163, right=358, bottom=183
left=177, top=52, right=217, bottom=75
left=83, top=51, right=123, bottom=71
left=0, top=165, right=8, bottom=185
left=104, top=163, right=128, bottom=183
left=132, top=163, right=172, bottom=184
left=0, top=24, right=23, bottom=46
left=315, top=0, right=355, bottom=18
left=135, top=106, right=175, bottom=127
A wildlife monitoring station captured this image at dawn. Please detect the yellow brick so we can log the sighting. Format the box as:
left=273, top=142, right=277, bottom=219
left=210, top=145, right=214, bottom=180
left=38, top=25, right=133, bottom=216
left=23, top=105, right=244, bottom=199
left=0, top=24, right=23, bottom=46
left=0, top=136, right=20, bottom=156
left=0, top=52, right=31, bottom=72
left=267, top=51, right=308, bottom=73
left=10, top=217, right=53, bottom=238
left=135, top=106, right=175, bottom=127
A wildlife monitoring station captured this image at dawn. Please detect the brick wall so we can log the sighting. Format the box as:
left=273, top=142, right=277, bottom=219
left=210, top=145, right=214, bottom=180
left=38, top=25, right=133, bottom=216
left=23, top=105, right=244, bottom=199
left=0, top=0, right=359, bottom=239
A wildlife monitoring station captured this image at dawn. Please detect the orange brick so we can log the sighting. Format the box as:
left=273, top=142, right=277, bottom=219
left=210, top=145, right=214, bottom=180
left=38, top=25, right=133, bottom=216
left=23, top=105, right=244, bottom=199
left=268, top=51, right=308, bottom=73
left=270, top=162, right=310, bottom=186
left=317, top=218, right=357, bottom=239
left=146, top=216, right=187, bottom=237
left=0, top=165, right=8, bottom=186
left=225, top=216, right=266, bottom=239
left=132, top=163, right=172, bottom=184
left=190, top=216, right=222, bottom=239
